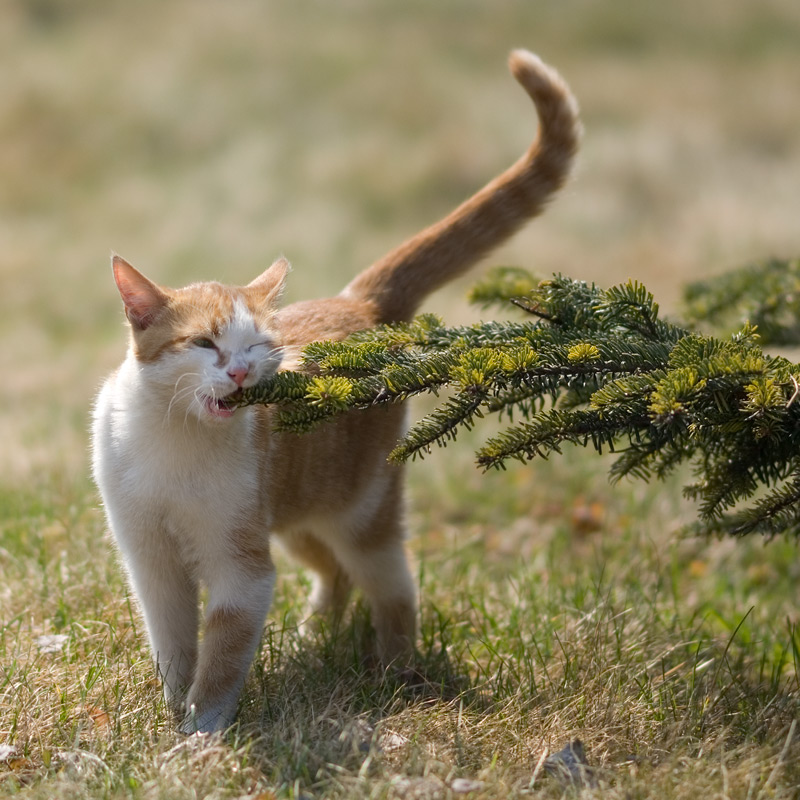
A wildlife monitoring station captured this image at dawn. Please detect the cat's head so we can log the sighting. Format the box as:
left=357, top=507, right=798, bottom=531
left=112, top=254, right=288, bottom=422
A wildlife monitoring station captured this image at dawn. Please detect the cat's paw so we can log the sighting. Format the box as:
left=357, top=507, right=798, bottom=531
left=179, top=702, right=233, bottom=735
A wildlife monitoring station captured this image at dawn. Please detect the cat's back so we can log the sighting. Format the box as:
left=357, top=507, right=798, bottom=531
left=274, top=296, right=379, bottom=356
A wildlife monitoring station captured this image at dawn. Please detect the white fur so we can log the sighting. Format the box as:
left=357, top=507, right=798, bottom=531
left=92, top=305, right=280, bottom=731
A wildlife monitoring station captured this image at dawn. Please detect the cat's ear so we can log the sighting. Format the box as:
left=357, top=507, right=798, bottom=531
left=247, top=257, right=290, bottom=306
left=112, top=255, right=169, bottom=331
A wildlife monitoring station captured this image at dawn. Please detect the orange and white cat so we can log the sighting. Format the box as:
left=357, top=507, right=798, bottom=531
left=92, top=51, right=580, bottom=733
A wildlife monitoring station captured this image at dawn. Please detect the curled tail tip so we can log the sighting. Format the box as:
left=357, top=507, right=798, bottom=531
left=508, top=49, right=559, bottom=86
left=509, top=48, right=582, bottom=152
left=508, top=48, right=544, bottom=76
left=509, top=49, right=579, bottom=109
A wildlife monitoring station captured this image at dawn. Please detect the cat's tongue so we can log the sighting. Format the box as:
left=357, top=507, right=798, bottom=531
left=205, top=396, right=236, bottom=419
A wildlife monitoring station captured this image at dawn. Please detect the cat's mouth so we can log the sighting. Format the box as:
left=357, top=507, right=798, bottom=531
left=202, top=392, right=240, bottom=419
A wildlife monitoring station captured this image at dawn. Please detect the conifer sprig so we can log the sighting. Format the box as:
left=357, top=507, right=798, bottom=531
left=236, top=259, right=800, bottom=538
left=684, top=257, right=800, bottom=345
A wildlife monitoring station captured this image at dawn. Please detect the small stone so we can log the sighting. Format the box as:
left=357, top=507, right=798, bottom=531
left=379, top=731, right=408, bottom=753
left=451, top=777, right=484, bottom=794
left=543, top=739, right=597, bottom=788
left=34, top=634, right=68, bottom=654
left=389, top=775, right=446, bottom=799
left=341, top=718, right=374, bottom=753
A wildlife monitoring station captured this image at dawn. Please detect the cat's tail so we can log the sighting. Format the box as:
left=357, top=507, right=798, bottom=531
left=342, top=50, right=581, bottom=323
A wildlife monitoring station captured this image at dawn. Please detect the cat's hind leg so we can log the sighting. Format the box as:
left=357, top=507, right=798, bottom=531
left=330, top=483, right=417, bottom=666
left=278, top=530, right=353, bottom=623
left=336, top=536, right=417, bottom=666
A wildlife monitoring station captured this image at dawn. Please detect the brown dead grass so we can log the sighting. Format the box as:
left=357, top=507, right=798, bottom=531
left=1, top=1, right=800, bottom=797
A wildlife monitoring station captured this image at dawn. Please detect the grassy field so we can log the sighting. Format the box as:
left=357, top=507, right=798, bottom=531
left=2, top=1, right=800, bottom=797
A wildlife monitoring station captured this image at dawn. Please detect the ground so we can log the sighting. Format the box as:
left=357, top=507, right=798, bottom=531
left=1, top=1, right=800, bottom=797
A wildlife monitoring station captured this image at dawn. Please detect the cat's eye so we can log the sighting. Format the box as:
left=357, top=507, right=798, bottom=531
left=194, top=337, right=216, bottom=350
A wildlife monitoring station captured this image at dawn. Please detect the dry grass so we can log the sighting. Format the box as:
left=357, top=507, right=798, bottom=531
left=3, top=463, right=800, bottom=798
left=2, top=1, right=800, bottom=797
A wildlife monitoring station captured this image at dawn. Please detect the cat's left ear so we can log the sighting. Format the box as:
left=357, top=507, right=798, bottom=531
left=247, top=257, right=290, bottom=306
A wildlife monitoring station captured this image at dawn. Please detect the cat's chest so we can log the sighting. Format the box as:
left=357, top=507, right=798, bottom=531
left=132, top=438, right=255, bottom=504
left=101, top=400, right=264, bottom=534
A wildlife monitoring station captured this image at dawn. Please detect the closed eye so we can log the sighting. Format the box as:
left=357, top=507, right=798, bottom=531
left=248, top=341, right=273, bottom=352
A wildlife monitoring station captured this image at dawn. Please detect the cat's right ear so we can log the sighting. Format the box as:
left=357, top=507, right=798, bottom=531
left=112, top=255, right=169, bottom=331
left=247, top=257, right=290, bottom=306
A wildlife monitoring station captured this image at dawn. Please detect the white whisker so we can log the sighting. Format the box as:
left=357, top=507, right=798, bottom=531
left=165, top=385, right=200, bottom=427
left=163, top=372, right=206, bottom=426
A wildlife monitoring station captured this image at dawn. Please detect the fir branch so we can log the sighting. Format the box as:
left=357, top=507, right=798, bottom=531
left=683, top=257, right=800, bottom=345
left=687, top=470, right=800, bottom=538
left=237, top=263, right=800, bottom=539
left=389, top=390, right=488, bottom=463
left=234, top=370, right=313, bottom=406
left=467, top=266, right=541, bottom=310
left=476, top=407, right=650, bottom=469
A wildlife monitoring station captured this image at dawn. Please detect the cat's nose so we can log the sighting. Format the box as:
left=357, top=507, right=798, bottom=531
left=227, top=367, right=249, bottom=387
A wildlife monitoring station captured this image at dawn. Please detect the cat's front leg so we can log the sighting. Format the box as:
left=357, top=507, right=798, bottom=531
left=117, top=532, right=200, bottom=711
left=181, top=556, right=276, bottom=734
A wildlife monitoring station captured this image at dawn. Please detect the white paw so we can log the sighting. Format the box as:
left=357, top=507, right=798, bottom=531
left=179, top=703, right=233, bottom=735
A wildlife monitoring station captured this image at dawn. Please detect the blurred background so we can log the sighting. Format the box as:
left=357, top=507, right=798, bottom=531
left=2, top=0, right=799, bottom=489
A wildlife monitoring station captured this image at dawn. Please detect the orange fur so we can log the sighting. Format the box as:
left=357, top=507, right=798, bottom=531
left=93, top=50, right=580, bottom=733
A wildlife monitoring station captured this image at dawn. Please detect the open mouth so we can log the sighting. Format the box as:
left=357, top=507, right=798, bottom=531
left=203, top=392, right=239, bottom=419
